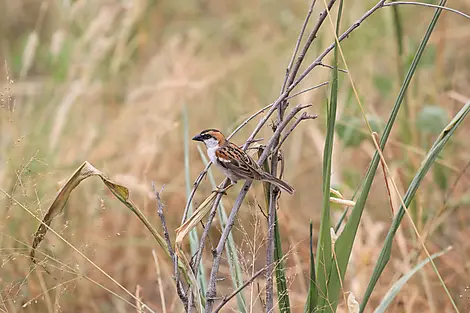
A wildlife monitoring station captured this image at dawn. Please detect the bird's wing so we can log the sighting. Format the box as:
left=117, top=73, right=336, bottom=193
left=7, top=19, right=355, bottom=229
left=215, top=143, right=263, bottom=180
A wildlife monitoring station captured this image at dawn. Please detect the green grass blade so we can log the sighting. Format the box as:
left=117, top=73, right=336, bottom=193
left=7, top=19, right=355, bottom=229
left=274, top=211, right=291, bottom=313
left=315, top=0, right=343, bottom=310
left=304, top=221, right=317, bottom=312
left=183, top=106, right=207, bottom=296
left=197, top=147, right=247, bottom=313
left=327, top=1, right=447, bottom=312
left=334, top=207, right=349, bottom=233
left=361, top=99, right=469, bottom=313
left=373, top=247, right=451, bottom=313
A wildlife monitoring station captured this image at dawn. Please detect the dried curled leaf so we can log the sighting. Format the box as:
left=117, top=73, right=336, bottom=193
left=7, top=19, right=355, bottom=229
left=29, top=161, right=191, bottom=285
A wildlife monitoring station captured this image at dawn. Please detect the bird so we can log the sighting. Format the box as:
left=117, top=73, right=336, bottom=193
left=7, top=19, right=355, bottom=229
left=192, top=128, right=294, bottom=195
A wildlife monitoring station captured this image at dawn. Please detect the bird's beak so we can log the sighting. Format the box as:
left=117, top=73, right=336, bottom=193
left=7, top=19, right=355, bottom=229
left=192, top=134, right=204, bottom=142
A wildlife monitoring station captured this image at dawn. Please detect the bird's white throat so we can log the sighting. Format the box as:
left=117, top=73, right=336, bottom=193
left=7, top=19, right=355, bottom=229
left=203, top=137, right=219, bottom=149
left=204, top=138, right=219, bottom=163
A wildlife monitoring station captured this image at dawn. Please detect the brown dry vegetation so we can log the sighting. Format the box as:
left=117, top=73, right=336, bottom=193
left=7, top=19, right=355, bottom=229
left=1, top=0, right=470, bottom=312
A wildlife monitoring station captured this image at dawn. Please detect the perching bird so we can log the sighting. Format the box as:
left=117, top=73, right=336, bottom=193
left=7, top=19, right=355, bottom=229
left=192, top=129, right=294, bottom=195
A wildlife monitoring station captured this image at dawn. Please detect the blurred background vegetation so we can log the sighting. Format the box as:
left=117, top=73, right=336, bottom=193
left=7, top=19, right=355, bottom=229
left=1, top=0, right=470, bottom=312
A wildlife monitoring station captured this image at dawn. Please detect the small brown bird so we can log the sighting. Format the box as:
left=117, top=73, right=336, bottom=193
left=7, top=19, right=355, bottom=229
left=192, top=129, right=294, bottom=195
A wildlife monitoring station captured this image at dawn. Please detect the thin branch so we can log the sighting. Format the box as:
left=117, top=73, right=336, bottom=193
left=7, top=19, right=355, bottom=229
left=286, top=81, right=329, bottom=100
left=289, top=0, right=388, bottom=92
left=212, top=268, right=266, bottom=313
left=277, top=112, right=318, bottom=149
left=152, top=182, right=188, bottom=305
left=281, top=0, right=317, bottom=94
left=319, top=62, right=348, bottom=73
left=383, top=1, right=470, bottom=20
left=227, top=103, right=274, bottom=141
left=285, top=0, right=338, bottom=91
left=204, top=104, right=311, bottom=313
left=181, top=166, right=211, bottom=224
left=191, top=180, right=229, bottom=281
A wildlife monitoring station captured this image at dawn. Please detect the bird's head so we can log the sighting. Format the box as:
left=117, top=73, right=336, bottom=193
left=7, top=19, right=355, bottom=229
left=192, top=129, right=226, bottom=148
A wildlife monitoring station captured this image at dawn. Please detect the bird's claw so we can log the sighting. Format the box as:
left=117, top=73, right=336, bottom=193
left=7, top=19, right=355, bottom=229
left=213, top=187, right=228, bottom=195
left=213, top=183, right=234, bottom=195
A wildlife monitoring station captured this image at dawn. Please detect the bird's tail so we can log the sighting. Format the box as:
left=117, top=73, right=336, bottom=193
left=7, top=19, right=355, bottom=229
left=261, top=174, right=295, bottom=195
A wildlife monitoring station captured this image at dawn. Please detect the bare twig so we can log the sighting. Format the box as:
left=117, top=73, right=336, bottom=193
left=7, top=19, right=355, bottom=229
left=277, top=112, right=318, bottom=149
left=319, top=62, right=348, bottom=73
left=281, top=0, right=317, bottom=94
left=286, top=82, right=329, bottom=100
left=265, top=154, right=279, bottom=312
left=228, top=103, right=274, bottom=141
left=383, top=1, right=470, bottom=20
left=152, top=182, right=187, bottom=305
left=285, top=0, right=338, bottom=91
left=204, top=104, right=311, bottom=313
left=289, top=0, right=388, bottom=92
left=212, top=268, right=266, bottom=313
left=191, top=180, right=229, bottom=278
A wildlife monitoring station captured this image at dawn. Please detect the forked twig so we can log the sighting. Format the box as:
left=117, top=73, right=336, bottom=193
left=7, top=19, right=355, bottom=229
left=277, top=112, right=318, bottom=150
left=281, top=0, right=317, bottom=94
left=285, top=0, right=338, bottom=91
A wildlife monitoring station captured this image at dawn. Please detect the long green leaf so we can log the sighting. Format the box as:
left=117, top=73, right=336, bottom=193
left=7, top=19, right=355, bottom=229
left=197, top=147, right=247, bottom=313
left=304, top=221, right=316, bottom=312
left=315, top=0, right=343, bottom=311
left=183, top=106, right=207, bottom=296
left=373, top=247, right=451, bottom=313
left=361, top=99, right=469, bottom=312
left=327, top=2, right=447, bottom=312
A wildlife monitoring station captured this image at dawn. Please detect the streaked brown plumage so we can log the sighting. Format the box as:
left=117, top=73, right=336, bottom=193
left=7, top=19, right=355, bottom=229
left=192, top=129, right=294, bottom=195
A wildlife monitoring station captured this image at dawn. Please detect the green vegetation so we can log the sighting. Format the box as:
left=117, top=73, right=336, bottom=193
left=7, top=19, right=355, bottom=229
left=1, top=1, right=470, bottom=312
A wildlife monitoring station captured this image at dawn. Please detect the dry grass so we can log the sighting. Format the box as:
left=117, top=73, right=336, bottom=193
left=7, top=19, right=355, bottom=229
left=1, top=0, right=470, bottom=312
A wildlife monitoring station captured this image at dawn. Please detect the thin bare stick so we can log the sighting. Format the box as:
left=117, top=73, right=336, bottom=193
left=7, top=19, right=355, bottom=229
left=212, top=268, right=266, bottom=313
left=281, top=0, right=318, bottom=94
left=383, top=1, right=470, bottom=20
left=286, top=82, right=329, bottom=100
left=289, top=0, right=387, bottom=92
left=152, top=182, right=187, bottom=305
left=265, top=157, right=279, bottom=312
left=191, top=180, right=229, bottom=277
left=204, top=104, right=311, bottom=313
left=181, top=166, right=211, bottom=224
left=228, top=103, right=274, bottom=141
left=285, top=0, right=338, bottom=91
left=277, top=112, right=318, bottom=149
left=319, top=63, right=348, bottom=73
